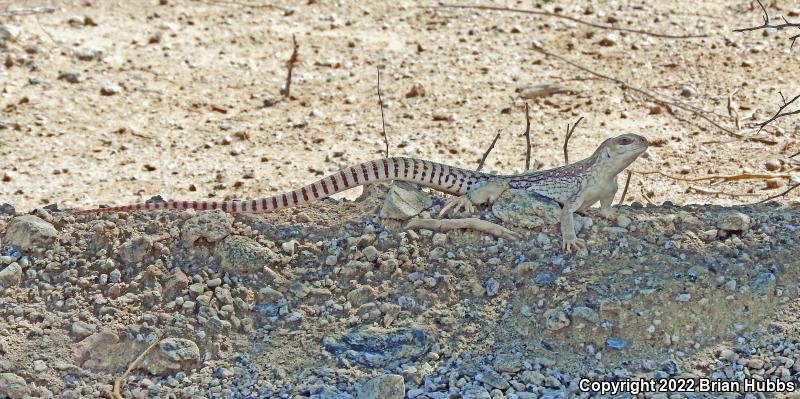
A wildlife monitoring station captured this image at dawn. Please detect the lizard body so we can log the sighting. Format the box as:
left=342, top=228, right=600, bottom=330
left=74, top=134, right=648, bottom=252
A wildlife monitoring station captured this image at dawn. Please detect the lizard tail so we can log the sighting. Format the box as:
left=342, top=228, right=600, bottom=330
left=72, top=157, right=489, bottom=215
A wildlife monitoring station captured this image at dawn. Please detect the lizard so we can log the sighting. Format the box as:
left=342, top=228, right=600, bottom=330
left=73, top=133, right=649, bottom=253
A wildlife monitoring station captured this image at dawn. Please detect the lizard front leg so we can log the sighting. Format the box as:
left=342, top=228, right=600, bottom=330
left=439, top=179, right=509, bottom=216
left=598, top=191, right=616, bottom=220
left=560, top=195, right=586, bottom=253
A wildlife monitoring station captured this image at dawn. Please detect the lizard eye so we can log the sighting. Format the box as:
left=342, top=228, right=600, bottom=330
left=618, top=137, right=633, bottom=145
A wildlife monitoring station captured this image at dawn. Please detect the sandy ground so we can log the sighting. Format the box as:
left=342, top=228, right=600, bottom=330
left=1, top=1, right=800, bottom=399
left=0, top=0, right=798, bottom=212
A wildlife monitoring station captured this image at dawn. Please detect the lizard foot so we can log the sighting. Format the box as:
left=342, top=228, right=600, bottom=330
left=562, top=236, right=586, bottom=254
left=439, top=195, right=474, bottom=217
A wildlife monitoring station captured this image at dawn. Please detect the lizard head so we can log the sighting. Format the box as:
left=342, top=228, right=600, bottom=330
left=594, top=133, right=648, bottom=176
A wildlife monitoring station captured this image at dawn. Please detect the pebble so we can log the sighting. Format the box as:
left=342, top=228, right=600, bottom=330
left=0, top=262, right=22, bottom=286
left=58, top=71, right=84, bottom=83
left=598, top=34, right=618, bottom=46
left=380, top=182, right=432, bottom=220
left=0, top=24, right=22, bottom=42
left=32, top=360, right=46, bottom=372
left=362, top=245, right=379, bottom=262
left=4, top=215, right=57, bottom=254
left=485, top=278, right=499, bottom=297
left=0, top=373, right=28, bottom=399
left=100, top=83, right=122, bottom=96
left=680, top=86, right=697, bottom=97
left=357, top=374, right=405, bottom=399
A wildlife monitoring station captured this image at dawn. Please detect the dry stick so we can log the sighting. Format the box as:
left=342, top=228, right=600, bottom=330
left=733, top=0, right=800, bottom=48
left=522, top=103, right=532, bottom=170
left=756, top=91, right=800, bottom=131
left=476, top=130, right=502, bottom=172
left=0, top=6, right=55, bottom=17
left=112, top=337, right=162, bottom=399
left=563, top=116, right=583, bottom=165
left=688, top=186, right=759, bottom=197
left=618, top=171, right=632, bottom=205
left=790, top=150, right=800, bottom=158
left=407, top=218, right=520, bottom=241
left=755, top=183, right=800, bottom=204
left=376, top=67, right=389, bottom=158
left=632, top=170, right=792, bottom=183
left=532, top=45, right=740, bottom=138
left=727, top=88, right=741, bottom=130
left=431, top=4, right=708, bottom=39
left=281, top=35, right=299, bottom=98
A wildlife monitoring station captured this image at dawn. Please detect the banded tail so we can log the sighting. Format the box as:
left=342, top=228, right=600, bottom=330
left=73, top=157, right=490, bottom=215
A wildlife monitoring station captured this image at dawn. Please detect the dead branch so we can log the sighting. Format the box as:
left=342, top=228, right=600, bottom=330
left=733, top=0, right=800, bottom=48
left=476, top=130, right=502, bottom=172
left=727, top=88, right=741, bottom=130
left=755, top=182, right=800, bottom=204
left=639, top=187, right=655, bottom=205
left=563, top=116, right=583, bottom=165
left=633, top=170, right=793, bottom=183
left=522, top=102, right=532, bottom=170
left=756, top=91, right=800, bottom=131
left=201, top=0, right=292, bottom=14
left=376, top=67, right=389, bottom=158
left=112, top=337, right=162, bottom=399
left=280, top=35, right=299, bottom=98
left=618, top=171, right=632, bottom=205
left=407, top=217, right=520, bottom=241
left=431, top=4, right=708, bottom=39
left=790, top=150, right=800, bottom=158
left=687, top=185, right=759, bottom=197
left=0, top=6, right=55, bottom=17
left=532, top=45, right=740, bottom=137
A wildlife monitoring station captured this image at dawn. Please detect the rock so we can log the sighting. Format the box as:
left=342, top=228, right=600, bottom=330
left=118, top=235, right=154, bottom=263
left=362, top=245, right=379, bottom=262
left=32, top=360, right=46, bottom=372
left=139, top=338, right=201, bottom=376
left=71, top=320, right=97, bottom=340
left=747, top=358, right=764, bottom=370
left=380, top=182, right=432, bottom=220
left=162, top=268, right=189, bottom=301
left=0, top=25, right=22, bottom=42
left=492, top=189, right=560, bottom=228
left=543, top=308, right=570, bottom=331
left=431, top=233, right=447, bottom=246
left=357, top=374, right=405, bottom=399
left=76, top=48, right=103, bottom=61
left=598, top=34, right=618, bottom=46
left=257, top=287, right=284, bottom=303
left=347, top=285, right=376, bottom=307
left=476, top=369, right=509, bottom=390
left=4, top=215, right=57, bottom=254
left=606, top=338, right=626, bottom=350
left=323, top=326, right=435, bottom=368
left=571, top=306, right=599, bottom=323
left=0, top=262, right=22, bottom=287
left=751, top=272, right=776, bottom=295
left=518, top=83, right=566, bottom=99
left=405, top=83, right=426, bottom=98
left=100, top=83, right=122, bottom=96
left=494, top=353, right=524, bottom=373
left=485, top=277, right=499, bottom=297
left=73, top=329, right=120, bottom=366
left=765, top=159, right=781, bottom=171
left=181, top=211, right=232, bottom=246
left=0, top=373, right=28, bottom=399
left=58, top=71, right=84, bottom=83
left=215, top=235, right=281, bottom=274
left=289, top=281, right=310, bottom=298
left=680, top=86, right=697, bottom=97
left=718, top=211, right=750, bottom=232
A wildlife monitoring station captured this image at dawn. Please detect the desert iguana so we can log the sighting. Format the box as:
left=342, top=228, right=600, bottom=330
left=74, top=134, right=648, bottom=252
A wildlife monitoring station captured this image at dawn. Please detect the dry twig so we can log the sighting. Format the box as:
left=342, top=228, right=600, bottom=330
left=687, top=186, right=759, bottom=197
left=0, top=6, right=55, bottom=17
left=431, top=4, right=708, bottom=39
left=755, top=183, right=800, bottom=204
left=727, top=88, right=741, bottom=130
left=733, top=0, right=800, bottom=48
left=522, top=103, right=532, bottom=170
left=476, top=130, right=502, bottom=172
left=756, top=91, right=800, bottom=131
left=280, top=35, right=299, bottom=98
left=112, top=337, right=162, bottom=399
left=376, top=67, right=389, bottom=158
left=633, top=170, right=792, bottom=183
left=563, top=116, right=583, bottom=165
left=532, top=45, right=739, bottom=137
left=407, top=217, right=520, bottom=241
left=618, top=171, right=632, bottom=205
